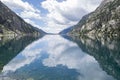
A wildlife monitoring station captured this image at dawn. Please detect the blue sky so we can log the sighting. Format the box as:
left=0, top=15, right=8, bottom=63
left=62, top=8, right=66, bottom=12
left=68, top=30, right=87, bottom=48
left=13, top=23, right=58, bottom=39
left=1, top=0, right=102, bottom=33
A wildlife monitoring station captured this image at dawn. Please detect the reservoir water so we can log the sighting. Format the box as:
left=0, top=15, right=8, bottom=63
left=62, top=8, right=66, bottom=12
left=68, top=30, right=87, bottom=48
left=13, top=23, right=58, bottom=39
left=0, top=35, right=120, bottom=80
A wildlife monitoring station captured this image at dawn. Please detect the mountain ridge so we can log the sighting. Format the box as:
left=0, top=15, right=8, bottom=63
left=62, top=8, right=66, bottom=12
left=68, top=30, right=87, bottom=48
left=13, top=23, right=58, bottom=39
left=0, top=1, right=45, bottom=36
left=67, top=0, right=120, bottom=38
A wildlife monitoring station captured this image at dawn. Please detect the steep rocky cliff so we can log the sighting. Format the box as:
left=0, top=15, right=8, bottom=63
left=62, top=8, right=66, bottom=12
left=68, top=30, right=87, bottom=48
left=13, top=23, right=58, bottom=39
left=0, top=1, right=41, bottom=35
left=69, top=0, right=120, bottom=37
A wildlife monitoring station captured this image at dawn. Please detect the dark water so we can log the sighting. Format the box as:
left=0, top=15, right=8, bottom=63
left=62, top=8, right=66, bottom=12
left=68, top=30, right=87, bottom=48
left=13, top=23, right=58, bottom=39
left=0, top=35, right=120, bottom=80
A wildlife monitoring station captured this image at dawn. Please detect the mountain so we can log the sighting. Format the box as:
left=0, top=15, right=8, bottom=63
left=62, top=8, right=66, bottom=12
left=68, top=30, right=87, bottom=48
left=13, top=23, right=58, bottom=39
left=59, top=26, right=74, bottom=35
left=33, top=27, right=46, bottom=36
left=69, top=0, right=120, bottom=37
left=0, top=1, right=44, bottom=36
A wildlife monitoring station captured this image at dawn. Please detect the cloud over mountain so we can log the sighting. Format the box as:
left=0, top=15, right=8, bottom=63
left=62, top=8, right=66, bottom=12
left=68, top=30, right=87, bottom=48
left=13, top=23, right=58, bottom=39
left=1, top=0, right=102, bottom=33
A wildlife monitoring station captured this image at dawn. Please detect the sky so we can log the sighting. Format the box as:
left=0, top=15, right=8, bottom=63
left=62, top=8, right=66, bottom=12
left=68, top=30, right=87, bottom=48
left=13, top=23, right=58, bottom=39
left=1, top=0, right=102, bottom=33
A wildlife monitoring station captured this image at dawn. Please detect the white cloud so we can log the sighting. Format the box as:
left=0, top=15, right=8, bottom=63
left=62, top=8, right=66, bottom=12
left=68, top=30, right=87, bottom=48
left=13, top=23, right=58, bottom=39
left=41, top=0, right=102, bottom=33
left=1, top=0, right=39, bottom=12
left=20, top=11, right=41, bottom=20
left=24, top=19, right=40, bottom=28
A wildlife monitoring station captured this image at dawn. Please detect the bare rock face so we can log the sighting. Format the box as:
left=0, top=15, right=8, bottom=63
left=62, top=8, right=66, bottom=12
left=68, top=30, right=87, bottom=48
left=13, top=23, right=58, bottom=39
left=0, top=1, right=40, bottom=35
left=70, top=0, right=120, bottom=37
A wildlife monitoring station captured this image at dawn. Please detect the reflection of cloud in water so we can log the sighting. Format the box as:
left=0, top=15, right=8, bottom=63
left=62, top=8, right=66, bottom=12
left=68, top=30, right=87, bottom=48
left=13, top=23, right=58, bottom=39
left=43, top=46, right=114, bottom=80
left=3, top=49, right=42, bottom=72
left=2, top=35, right=115, bottom=80
left=2, top=35, right=76, bottom=72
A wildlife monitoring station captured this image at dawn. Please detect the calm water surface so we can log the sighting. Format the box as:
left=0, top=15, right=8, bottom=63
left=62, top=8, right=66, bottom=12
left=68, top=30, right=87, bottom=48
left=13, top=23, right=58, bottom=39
left=0, top=35, right=119, bottom=80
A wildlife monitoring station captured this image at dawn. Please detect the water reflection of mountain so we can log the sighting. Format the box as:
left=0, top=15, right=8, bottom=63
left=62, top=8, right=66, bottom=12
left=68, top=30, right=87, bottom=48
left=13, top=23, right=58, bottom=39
left=0, top=35, right=80, bottom=80
left=0, top=36, right=39, bottom=72
left=70, top=36, right=120, bottom=80
left=1, top=35, right=116, bottom=80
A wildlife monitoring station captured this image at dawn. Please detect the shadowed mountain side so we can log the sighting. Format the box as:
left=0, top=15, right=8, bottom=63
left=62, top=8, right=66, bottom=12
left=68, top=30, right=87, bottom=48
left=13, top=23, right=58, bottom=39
left=68, top=36, right=120, bottom=80
left=59, top=26, right=74, bottom=35
left=0, top=36, right=39, bottom=72
left=0, top=1, right=45, bottom=35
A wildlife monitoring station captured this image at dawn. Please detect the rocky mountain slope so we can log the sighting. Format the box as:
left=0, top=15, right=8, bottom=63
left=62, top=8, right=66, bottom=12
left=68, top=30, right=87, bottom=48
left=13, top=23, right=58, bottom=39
left=0, top=1, right=42, bottom=36
left=69, top=0, right=120, bottom=37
